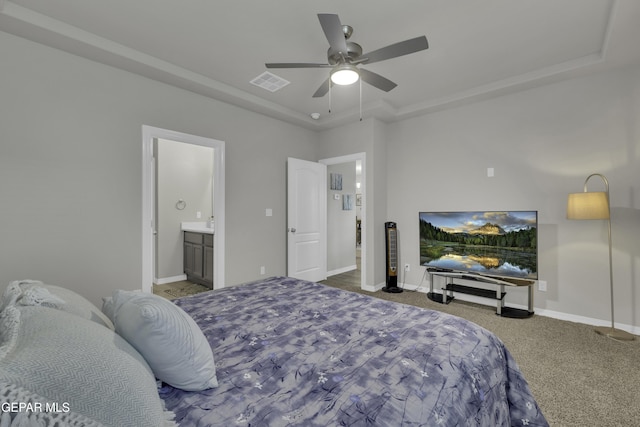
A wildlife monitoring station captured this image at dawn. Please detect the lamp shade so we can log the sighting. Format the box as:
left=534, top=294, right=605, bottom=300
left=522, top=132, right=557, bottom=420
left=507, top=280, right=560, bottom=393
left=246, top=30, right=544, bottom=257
left=567, top=191, right=609, bottom=219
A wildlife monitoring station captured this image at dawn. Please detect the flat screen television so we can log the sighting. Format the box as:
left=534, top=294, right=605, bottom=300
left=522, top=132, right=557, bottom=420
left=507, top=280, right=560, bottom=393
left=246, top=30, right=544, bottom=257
left=419, top=211, right=538, bottom=280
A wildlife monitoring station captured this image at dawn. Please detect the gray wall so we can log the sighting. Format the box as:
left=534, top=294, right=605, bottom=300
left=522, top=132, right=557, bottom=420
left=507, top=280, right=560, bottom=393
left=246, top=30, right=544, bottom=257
left=384, top=63, right=640, bottom=329
left=0, top=32, right=318, bottom=306
left=318, top=64, right=640, bottom=331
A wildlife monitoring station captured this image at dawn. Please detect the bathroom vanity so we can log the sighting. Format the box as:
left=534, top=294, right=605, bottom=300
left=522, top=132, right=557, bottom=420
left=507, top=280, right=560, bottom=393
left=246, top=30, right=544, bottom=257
left=181, top=222, right=214, bottom=289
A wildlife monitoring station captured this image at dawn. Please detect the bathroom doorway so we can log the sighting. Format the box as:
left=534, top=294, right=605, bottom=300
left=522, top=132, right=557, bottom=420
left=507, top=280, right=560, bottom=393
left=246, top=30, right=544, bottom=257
left=142, top=126, right=225, bottom=294
left=155, top=139, right=213, bottom=285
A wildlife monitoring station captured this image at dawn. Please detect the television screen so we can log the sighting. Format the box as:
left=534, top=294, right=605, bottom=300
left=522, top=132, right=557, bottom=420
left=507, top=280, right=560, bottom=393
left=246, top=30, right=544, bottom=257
left=419, top=211, right=538, bottom=280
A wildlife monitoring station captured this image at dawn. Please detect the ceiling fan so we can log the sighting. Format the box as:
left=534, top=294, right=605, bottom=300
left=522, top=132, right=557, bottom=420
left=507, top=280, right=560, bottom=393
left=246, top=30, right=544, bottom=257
left=265, top=14, right=429, bottom=98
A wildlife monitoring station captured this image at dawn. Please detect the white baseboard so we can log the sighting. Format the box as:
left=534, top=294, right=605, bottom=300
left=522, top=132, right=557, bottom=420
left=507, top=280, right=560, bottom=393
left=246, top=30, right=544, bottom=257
left=327, top=265, right=357, bottom=277
left=361, top=283, right=378, bottom=292
left=532, top=307, right=640, bottom=335
left=154, top=274, right=187, bottom=285
left=397, top=284, right=639, bottom=335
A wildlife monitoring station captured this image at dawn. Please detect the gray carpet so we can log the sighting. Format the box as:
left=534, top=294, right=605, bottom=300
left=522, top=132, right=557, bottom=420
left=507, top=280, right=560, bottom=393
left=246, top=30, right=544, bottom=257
left=321, top=282, right=640, bottom=427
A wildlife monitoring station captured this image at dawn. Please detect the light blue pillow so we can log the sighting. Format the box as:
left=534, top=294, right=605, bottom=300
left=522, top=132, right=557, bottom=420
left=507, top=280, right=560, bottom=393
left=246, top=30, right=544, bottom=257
left=1, top=280, right=114, bottom=330
left=0, top=305, right=176, bottom=427
left=104, top=290, right=218, bottom=391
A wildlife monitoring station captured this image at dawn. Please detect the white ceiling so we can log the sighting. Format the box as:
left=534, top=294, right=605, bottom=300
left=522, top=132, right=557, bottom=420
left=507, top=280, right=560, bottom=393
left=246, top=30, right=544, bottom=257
left=2, top=0, right=639, bottom=130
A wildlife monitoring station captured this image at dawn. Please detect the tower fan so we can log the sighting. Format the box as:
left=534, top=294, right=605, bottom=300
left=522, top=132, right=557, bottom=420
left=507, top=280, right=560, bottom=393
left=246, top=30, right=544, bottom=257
left=383, top=222, right=402, bottom=293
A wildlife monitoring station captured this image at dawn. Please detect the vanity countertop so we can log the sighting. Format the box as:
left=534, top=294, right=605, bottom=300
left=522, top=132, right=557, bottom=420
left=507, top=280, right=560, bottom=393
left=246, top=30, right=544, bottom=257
left=181, top=221, right=214, bottom=234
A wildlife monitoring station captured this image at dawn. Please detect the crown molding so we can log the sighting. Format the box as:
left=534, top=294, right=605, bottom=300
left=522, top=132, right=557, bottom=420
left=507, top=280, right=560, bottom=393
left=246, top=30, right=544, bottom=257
left=0, top=1, right=624, bottom=131
left=0, top=3, right=322, bottom=129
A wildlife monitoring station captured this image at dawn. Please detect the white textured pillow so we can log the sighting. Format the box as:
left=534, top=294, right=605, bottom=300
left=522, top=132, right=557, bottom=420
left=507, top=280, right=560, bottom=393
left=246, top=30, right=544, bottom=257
left=1, top=280, right=114, bottom=330
left=105, top=290, right=218, bottom=391
left=0, top=305, right=176, bottom=427
left=0, top=381, right=105, bottom=426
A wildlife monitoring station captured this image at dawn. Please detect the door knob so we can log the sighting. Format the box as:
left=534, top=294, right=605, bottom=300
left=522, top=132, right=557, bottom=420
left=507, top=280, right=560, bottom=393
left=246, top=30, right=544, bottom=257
left=288, top=227, right=296, bottom=233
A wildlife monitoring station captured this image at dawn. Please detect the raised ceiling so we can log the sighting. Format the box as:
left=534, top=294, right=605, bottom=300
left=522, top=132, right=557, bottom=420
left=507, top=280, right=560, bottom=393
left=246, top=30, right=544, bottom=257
left=1, top=0, right=639, bottom=130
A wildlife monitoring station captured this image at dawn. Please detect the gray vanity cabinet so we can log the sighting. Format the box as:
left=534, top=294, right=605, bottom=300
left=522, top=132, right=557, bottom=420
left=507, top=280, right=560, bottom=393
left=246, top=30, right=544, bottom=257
left=203, top=234, right=214, bottom=285
left=184, top=231, right=214, bottom=289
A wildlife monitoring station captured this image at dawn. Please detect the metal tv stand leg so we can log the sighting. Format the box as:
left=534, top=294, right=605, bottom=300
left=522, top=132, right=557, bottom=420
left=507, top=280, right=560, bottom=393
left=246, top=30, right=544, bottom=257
left=496, top=284, right=505, bottom=316
left=427, top=272, right=454, bottom=304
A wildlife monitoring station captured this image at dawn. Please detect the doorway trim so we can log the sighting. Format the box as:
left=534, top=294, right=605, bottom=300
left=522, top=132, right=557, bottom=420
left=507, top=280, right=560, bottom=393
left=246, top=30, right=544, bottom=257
left=319, top=152, right=366, bottom=290
left=142, top=125, right=225, bottom=293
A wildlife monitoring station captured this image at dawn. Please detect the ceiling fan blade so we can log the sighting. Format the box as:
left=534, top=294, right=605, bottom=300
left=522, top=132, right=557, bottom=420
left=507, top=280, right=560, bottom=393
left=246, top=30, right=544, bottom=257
left=318, top=14, right=348, bottom=54
left=312, top=78, right=331, bottom=98
left=266, top=63, right=331, bottom=69
left=362, top=36, right=428, bottom=65
left=359, top=68, right=397, bottom=92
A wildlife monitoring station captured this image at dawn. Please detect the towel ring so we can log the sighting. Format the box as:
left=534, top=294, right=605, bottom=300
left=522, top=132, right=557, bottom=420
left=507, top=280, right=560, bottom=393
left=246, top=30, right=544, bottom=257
left=175, top=199, right=186, bottom=210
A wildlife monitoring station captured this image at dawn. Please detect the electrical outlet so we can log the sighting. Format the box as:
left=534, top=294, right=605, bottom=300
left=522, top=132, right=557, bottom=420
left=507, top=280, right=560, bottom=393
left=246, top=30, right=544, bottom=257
left=260, top=266, right=266, bottom=275
left=404, top=263, right=410, bottom=272
left=538, top=280, right=547, bottom=292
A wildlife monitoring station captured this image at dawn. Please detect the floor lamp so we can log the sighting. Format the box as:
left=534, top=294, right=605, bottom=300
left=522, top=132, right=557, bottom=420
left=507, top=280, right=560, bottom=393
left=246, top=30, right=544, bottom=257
left=567, top=173, right=635, bottom=341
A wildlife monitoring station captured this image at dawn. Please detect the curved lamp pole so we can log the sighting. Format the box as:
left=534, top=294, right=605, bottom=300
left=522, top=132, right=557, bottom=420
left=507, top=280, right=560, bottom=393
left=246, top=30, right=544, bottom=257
left=567, top=174, right=634, bottom=341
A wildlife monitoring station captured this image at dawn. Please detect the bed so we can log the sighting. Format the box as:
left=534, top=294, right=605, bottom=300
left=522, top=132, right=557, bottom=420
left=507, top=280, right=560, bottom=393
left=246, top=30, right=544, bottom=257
left=161, top=276, right=548, bottom=426
left=0, top=277, right=547, bottom=426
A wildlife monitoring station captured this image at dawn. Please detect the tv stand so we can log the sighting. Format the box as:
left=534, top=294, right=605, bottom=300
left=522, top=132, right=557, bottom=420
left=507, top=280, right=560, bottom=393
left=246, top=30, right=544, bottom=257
left=426, top=268, right=535, bottom=318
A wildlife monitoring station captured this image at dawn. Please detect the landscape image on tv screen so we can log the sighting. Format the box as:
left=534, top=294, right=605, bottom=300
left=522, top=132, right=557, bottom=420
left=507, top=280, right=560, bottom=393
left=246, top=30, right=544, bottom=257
left=419, top=211, right=538, bottom=280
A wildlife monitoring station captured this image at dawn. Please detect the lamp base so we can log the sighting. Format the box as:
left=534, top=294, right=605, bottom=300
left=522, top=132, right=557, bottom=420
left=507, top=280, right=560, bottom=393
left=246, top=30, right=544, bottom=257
left=594, top=326, right=635, bottom=341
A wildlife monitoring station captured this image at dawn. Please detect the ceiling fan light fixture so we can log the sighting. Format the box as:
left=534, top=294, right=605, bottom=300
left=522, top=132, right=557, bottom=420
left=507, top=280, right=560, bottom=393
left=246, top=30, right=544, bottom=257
left=330, top=64, right=359, bottom=85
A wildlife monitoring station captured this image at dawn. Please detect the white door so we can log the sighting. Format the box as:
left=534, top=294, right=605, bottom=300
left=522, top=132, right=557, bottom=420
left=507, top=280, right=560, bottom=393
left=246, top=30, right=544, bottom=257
left=287, top=158, right=327, bottom=282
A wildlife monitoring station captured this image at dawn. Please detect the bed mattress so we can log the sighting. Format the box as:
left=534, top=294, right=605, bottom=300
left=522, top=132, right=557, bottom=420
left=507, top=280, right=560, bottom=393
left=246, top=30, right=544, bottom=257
left=160, top=276, right=547, bottom=426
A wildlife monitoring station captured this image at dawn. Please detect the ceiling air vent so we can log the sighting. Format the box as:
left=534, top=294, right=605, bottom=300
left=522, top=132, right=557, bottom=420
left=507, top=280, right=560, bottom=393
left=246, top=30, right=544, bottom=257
left=250, top=71, right=290, bottom=92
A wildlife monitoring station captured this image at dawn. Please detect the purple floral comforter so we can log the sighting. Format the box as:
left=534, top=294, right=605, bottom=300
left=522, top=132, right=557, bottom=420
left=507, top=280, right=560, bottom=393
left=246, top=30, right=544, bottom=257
left=160, top=276, right=547, bottom=426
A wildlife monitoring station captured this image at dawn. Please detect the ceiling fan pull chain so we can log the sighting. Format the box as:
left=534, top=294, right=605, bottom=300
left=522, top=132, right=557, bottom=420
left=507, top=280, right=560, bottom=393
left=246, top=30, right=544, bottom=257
left=329, top=78, right=332, bottom=113
left=359, top=78, right=363, bottom=121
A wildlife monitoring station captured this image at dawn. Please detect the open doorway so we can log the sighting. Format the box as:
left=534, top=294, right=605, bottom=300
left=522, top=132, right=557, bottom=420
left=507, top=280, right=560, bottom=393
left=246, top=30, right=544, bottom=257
left=319, top=153, right=366, bottom=290
left=154, top=139, right=213, bottom=292
left=142, top=126, right=225, bottom=295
